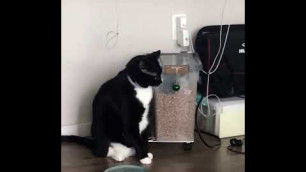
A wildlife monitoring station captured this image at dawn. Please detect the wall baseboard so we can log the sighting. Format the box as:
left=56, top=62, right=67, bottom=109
left=61, top=123, right=91, bottom=136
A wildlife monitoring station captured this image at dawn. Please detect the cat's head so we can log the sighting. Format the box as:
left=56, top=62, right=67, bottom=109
left=126, top=50, right=162, bottom=88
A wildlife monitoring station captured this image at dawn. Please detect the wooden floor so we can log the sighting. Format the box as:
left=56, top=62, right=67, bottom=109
left=61, top=134, right=245, bottom=172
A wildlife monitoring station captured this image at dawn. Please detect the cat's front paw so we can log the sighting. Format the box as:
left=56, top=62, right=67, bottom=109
left=140, top=157, right=152, bottom=164
left=147, top=152, right=153, bottom=159
left=111, top=154, right=125, bottom=162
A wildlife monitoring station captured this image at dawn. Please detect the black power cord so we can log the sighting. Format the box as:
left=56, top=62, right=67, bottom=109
left=227, top=138, right=245, bottom=154
left=195, top=93, right=221, bottom=148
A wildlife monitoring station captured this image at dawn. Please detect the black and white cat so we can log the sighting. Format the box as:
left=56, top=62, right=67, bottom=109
left=61, top=50, right=162, bottom=164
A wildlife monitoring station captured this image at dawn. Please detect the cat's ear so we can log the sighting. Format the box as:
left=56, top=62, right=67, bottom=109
left=149, top=50, right=161, bottom=59
left=152, top=50, right=161, bottom=56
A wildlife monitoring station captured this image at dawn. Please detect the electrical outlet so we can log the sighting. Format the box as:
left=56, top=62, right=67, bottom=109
left=177, top=29, right=190, bottom=47
left=172, top=14, right=186, bottom=40
left=177, top=16, right=186, bottom=29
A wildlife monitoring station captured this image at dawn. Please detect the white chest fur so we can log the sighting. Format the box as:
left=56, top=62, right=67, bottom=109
left=134, top=86, right=153, bottom=134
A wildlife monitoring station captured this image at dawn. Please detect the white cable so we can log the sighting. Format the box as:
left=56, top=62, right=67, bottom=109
left=187, top=29, right=221, bottom=118
left=206, top=72, right=211, bottom=116
left=200, top=24, right=230, bottom=75
left=204, top=24, right=230, bottom=117
left=188, top=32, right=195, bottom=53
left=206, top=0, right=228, bottom=74
left=210, top=25, right=230, bottom=74
left=198, top=0, right=230, bottom=118
left=197, top=94, right=222, bottom=118
left=206, top=24, right=223, bottom=73
left=106, top=0, right=120, bottom=50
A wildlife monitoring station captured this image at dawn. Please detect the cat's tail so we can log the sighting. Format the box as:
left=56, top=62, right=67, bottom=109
left=61, top=135, right=94, bottom=149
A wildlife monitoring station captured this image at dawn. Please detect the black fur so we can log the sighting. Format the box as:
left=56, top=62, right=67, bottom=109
left=62, top=50, right=162, bottom=160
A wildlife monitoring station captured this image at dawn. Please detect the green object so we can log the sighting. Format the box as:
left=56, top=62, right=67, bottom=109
left=172, top=84, right=180, bottom=91
left=196, top=94, right=207, bottom=106
left=104, top=165, right=150, bottom=172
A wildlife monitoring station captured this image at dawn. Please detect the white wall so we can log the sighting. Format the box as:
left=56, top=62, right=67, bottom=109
left=61, top=0, right=245, bottom=136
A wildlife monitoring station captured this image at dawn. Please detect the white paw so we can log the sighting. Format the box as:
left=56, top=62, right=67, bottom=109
left=140, top=157, right=152, bottom=164
left=147, top=152, right=153, bottom=159
left=111, top=154, right=125, bottom=162
left=107, top=147, right=115, bottom=157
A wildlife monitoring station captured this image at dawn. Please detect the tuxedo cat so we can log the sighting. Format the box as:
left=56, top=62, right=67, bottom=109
left=61, top=50, right=162, bottom=164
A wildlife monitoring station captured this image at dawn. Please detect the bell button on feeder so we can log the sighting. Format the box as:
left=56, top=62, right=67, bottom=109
left=172, top=84, right=180, bottom=91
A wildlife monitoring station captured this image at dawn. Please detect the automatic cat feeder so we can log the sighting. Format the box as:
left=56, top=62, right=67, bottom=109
left=149, top=52, right=202, bottom=150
